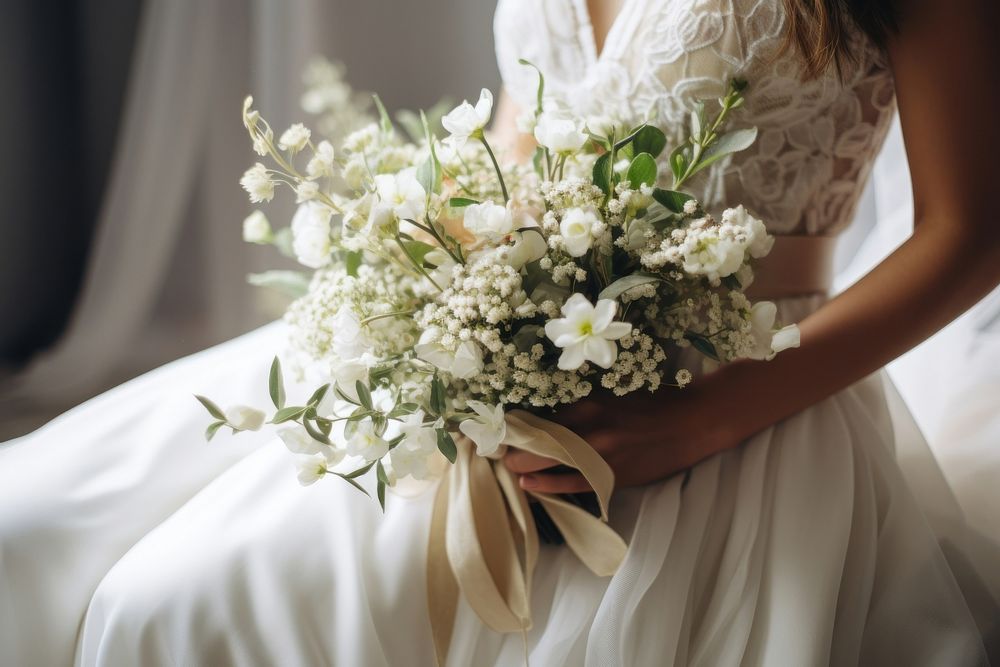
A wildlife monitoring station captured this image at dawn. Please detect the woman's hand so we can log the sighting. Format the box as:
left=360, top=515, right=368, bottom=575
left=503, top=376, right=737, bottom=493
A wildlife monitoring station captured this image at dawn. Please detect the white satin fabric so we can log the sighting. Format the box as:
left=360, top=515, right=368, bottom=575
left=1, top=299, right=997, bottom=666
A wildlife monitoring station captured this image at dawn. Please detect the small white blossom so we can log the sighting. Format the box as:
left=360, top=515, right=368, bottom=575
left=675, top=369, right=693, bottom=387
left=278, top=123, right=311, bottom=153
left=294, top=453, right=329, bottom=486
left=240, top=163, right=274, bottom=203
left=242, top=211, right=271, bottom=244
left=290, top=202, right=333, bottom=268
left=306, top=140, right=336, bottom=178
left=463, top=201, right=514, bottom=242
left=225, top=405, right=265, bottom=431
left=458, top=400, right=507, bottom=457
left=346, top=421, right=390, bottom=462
left=544, top=293, right=632, bottom=370
left=442, top=89, right=493, bottom=148
left=534, top=111, right=588, bottom=153
left=368, top=169, right=426, bottom=231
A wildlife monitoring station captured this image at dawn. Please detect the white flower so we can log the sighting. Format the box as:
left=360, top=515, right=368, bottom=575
left=463, top=201, right=514, bottom=242
left=747, top=301, right=801, bottom=360
left=398, top=412, right=438, bottom=453
left=346, top=421, right=390, bottom=462
left=294, top=454, right=330, bottom=486
left=723, top=206, right=773, bottom=258
left=279, top=425, right=344, bottom=465
left=458, top=400, right=507, bottom=457
left=295, top=180, right=320, bottom=203
left=240, top=163, right=274, bottom=203
left=586, top=115, right=625, bottom=139
left=389, top=445, right=433, bottom=480
left=306, top=140, right=336, bottom=178
left=225, top=405, right=265, bottom=431
left=442, top=88, right=493, bottom=147
left=331, top=356, right=372, bottom=402
left=544, top=293, right=632, bottom=370
left=290, top=202, right=333, bottom=268
left=534, top=112, right=588, bottom=153
left=242, top=211, right=272, bottom=244
left=415, top=328, right=484, bottom=379
left=331, top=306, right=371, bottom=361
left=559, top=207, right=601, bottom=257
left=278, top=123, right=311, bottom=153
left=680, top=228, right=744, bottom=282
left=368, top=169, right=426, bottom=231
left=675, top=369, right=693, bottom=388
left=507, top=228, right=547, bottom=269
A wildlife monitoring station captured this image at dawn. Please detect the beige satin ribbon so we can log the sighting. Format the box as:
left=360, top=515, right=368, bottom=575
left=426, top=409, right=629, bottom=665
left=745, top=234, right=839, bottom=300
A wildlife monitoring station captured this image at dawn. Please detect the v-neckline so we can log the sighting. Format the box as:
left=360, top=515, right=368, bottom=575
left=575, top=0, right=631, bottom=62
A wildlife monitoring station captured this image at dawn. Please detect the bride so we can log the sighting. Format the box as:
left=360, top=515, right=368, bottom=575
left=2, top=0, right=999, bottom=664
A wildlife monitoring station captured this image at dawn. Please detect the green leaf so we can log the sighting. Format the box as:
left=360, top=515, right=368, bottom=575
left=335, top=473, right=371, bottom=497
left=669, top=144, right=690, bottom=183
left=355, top=381, right=373, bottom=410
left=344, top=460, right=377, bottom=479
left=721, top=274, right=743, bottom=291
left=205, top=420, right=226, bottom=441
left=448, top=197, right=479, bottom=208
left=518, top=58, right=545, bottom=114
left=345, top=250, right=363, bottom=278
left=512, top=324, right=542, bottom=353
left=371, top=413, right=388, bottom=437
left=436, top=429, right=458, bottom=464
left=692, top=128, right=758, bottom=175
left=271, top=405, right=307, bottom=424
left=592, top=152, right=613, bottom=196
left=247, top=270, right=310, bottom=298
left=401, top=238, right=435, bottom=266
left=685, top=332, right=720, bottom=361
left=429, top=375, right=447, bottom=416
left=307, top=384, right=330, bottom=407
left=303, top=417, right=332, bottom=445
left=626, top=152, right=657, bottom=188
left=532, top=146, right=546, bottom=179
left=631, top=126, right=667, bottom=158
left=598, top=274, right=662, bottom=302
left=417, top=110, right=443, bottom=195
left=376, top=459, right=390, bottom=484
left=335, top=385, right=359, bottom=405
left=376, top=478, right=386, bottom=511
left=194, top=394, right=227, bottom=421
left=269, top=357, right=285, bottom=409
left=373, top=94, right=393, bottom=135
left=651, top=188, right=695, bottom=214
left=388, top=402, right=420, bottom=418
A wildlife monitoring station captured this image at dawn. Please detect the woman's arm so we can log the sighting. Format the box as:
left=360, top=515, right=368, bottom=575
left=505, top=0, right=1000, bottom=492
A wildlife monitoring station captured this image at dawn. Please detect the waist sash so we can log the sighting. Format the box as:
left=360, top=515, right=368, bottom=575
left=745, top=234, right=839, bottom=300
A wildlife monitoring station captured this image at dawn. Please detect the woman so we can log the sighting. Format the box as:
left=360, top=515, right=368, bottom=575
left=2, top=0, right=998, bottom=664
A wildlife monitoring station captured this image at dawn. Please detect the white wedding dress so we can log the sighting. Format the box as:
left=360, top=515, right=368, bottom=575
left=2, top=1, right=998, bottom=665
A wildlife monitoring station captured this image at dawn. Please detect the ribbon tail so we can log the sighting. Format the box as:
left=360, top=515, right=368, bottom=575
left=428, top=473, right=458, bottom=666
left=533, top=492, right=628, bottom=577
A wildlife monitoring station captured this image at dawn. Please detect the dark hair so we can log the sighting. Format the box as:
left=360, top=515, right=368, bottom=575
left=781, top=0, right=900, bottom=78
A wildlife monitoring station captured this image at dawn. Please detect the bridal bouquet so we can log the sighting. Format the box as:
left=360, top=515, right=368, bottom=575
left=198, top=62, right=797, bottom=506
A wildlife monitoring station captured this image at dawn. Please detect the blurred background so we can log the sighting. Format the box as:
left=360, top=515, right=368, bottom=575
left=0, top=0, right=996, bottom=535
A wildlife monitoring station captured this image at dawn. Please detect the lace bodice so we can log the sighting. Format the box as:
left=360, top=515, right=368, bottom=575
left=494, top=0, right=897, bottom=236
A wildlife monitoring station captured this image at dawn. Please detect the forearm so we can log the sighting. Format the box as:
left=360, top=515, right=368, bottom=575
left=694, top=216, right=1000, bottom=452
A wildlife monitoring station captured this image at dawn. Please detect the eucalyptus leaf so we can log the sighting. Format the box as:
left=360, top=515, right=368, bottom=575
left=194, top=394, right=227, bottom=421
left=626, top=153, right=657, bottom=188
left=376, top=459, right=390, bottom=484
left=269, top=357, right=285, bottom=409
left=631, top=125, right=667, bottom=158
left=307, top=383, right=331, bottom=407
left=685, top=332, right=720, bottom=361
left=271, top=405, right=307, bottom=424
left=345, top=250, right=363, bottom=278
left=436, top=429, right=458, bottom=464
left=388, top=402, right=420, bottom=418
left=247, top=270, right=310, bottom=298
left=692, top=128, right=758, bottom=175
left=651, top=188, right=695, bottom=214
left=430, top=376, right=447, bottom=416
left=355, top=381, right=373, bottom=410
left=598, top=274, right=662, bottom=302
left=376, top=478, right=386, bottom=510
left=592, top=152, right=613, bottom=196
left=335, top=473, right=371, bottom=497
left=205, top=420, right=226, bottom=442
left=303, top=417, right=332, bottom=445
left=448, top=197, right=479, bottom=208
left=344, top=460, right=377, bottom=479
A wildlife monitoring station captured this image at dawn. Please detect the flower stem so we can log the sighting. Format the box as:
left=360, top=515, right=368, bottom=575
left=478, top=134, right=509, bottom=204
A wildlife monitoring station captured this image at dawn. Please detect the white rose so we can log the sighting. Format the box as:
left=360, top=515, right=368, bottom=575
left=242, top=211, right=271, bottom=244
left=534, top=112, right=588, bottom=153
left=463, top=202, right=514, bottom=242
left=278, top=122, right=311, bottom=153
left=442, top=88, right=493, bottom=148
left=451, top=340, right=484, bottom=379
left=225, top=405, right=265, bottom=431
left=680, top=229, right=745, bottom=282
left=290, top=201, right=333, bottom=268
left=507, top=228, right=547, bottom=269
left=559, top=207, right=601, bottom=257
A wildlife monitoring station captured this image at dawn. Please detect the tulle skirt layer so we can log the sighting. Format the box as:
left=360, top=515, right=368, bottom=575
left=1, top=297, right=997, bottom=666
